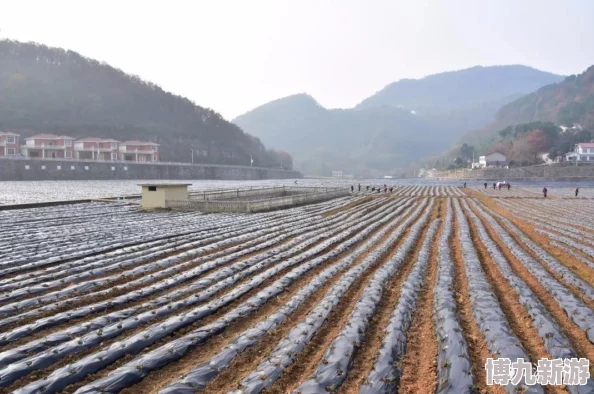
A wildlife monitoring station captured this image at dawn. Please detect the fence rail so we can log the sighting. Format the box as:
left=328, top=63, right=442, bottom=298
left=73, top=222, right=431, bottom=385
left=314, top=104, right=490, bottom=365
left=189, top=186, right=339, bottom=201
left=167, top=187, right=349, bottom=213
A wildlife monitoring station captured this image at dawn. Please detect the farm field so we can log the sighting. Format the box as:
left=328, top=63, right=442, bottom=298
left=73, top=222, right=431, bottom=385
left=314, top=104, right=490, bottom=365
left=0, top=185, right=593, bottom=393
left=0, top=178, right=472, bottom=205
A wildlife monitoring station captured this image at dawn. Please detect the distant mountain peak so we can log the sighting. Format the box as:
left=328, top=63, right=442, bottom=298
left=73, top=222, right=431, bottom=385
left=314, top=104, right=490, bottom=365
left=234, top=64, right=562, bottom=176
left=356, top=65, right=563, bottom=111
left=233, top=93, right=325, bottom=122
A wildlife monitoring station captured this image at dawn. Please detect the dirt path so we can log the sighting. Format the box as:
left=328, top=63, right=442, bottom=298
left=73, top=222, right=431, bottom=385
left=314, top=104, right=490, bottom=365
left=396, top=199, right=443, bottom=394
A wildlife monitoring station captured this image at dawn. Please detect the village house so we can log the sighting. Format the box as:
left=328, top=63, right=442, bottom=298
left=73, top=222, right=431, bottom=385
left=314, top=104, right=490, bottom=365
left=18, top=134, right=160, bottom=162
left=478, top=152, right=507, bottom=168
left=565, top=142, right=594, bottom=162
left=0, top=131, right=20, bottom=157
left=21, top=134, right=75, bottom=159
left=74, top=137, right=120, bottom=161
left=119, top=141, right=160, bottom=162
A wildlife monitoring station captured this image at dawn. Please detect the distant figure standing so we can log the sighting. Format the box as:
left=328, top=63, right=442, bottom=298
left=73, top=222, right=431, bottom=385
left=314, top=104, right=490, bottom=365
left=351, top=185, right=354, bottom=193
left=493, top=182, right=496, bottom=189
left=463, top=182, right=467, bottom=188
left=498, top=183, right=502, bottom=190
left=389, top=187, right=393, bottom=193
left=484, top=182, right=488, bottom=189
left=507, top=183, right=511, bottom=190
left=377, top=187, right=380, bottom=194
left=371, top=186, right=375, bottom=192
left=575, top=187, right=579, bottom=197
left=358, top=184, right=361, bottom=192
left=543, top=187, right=548, bottom=198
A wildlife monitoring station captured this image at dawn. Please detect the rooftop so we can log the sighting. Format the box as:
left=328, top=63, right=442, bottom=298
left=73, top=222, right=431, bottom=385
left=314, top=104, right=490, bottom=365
left=138, top=183, right=192, bottom=187
left=26, top=134, right=75, bottom=140
left=577, top=142, right=594, bottom=148
left=122, top=140, right=160, bottom=146
left=0, top=131, right=20, bottom=136
left=76, top=137, right=120, bottom=143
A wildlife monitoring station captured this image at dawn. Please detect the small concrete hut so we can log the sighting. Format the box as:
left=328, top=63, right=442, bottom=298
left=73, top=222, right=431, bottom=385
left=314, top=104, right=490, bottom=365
left=139, top=183, right=191, bottom=209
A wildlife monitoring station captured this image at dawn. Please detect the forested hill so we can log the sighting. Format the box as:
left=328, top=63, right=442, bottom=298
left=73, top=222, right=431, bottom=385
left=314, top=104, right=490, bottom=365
left=437, top=65, right=594, bottom=169
left=494, top=65, right=594, bottom=129
left=234, top=66, right=562, bottom=176
left=0, top=40, right=292, bottom=168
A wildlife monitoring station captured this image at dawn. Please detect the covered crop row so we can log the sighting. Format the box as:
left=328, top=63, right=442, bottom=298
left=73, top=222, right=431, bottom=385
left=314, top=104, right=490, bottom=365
left=432, top=199, right=474, bottom=394
left=472, top=202, right=594, bottom=344
left=453, top=199, right=543, bottom=394
left=157, top=199, right=424, bottom=394
left=0, top=198, right=408, bottom=384
left=235, top=200, right=432, bottom=393
left=15, top=198, right=417, bottom=393
left=464, top=199, right=594, bottom=394
left=359, top=219, right=440, bottom=393
left=294, top=207, right=435, bottom=393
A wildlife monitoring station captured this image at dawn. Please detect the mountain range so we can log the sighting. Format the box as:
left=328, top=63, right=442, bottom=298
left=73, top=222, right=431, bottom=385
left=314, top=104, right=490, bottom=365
left=234, top=65, right=564, bottom=175
left=0, top=40, right=292, bottom=169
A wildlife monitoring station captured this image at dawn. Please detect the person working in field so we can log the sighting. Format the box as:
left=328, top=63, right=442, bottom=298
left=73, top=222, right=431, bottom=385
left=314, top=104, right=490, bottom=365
left=576, top=187, right=579, bottom=197
left=543, top=187, right=548, bottom=198
left=484, top=182, right=488, bottom=189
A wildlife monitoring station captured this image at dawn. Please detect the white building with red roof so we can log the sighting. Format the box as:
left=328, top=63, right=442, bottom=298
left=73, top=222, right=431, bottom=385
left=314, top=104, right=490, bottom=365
left=74, top=137, right=120, bottom=161
left=21, top=134, right=75, bottom=159
left=119, top=140, right=159, bottom=162
left=0, top=131, right=20, bottom=157
left=19, top=134, right=159, bottom=162
left=566, top=142, right=594, bottom=162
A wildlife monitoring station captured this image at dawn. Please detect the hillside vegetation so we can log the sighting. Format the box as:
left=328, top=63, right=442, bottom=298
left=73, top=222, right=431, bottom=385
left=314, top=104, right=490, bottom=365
left=495, top=65, right=594, bottom=129
left=0, top=40, right=292, bottom=168
left=442, top=65, right=594, bottom=169
left=234, top=66, right=562, bottom=176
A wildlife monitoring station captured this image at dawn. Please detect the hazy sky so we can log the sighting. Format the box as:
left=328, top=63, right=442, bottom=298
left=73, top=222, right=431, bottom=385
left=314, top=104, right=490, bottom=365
left=1, top=0, right=593, bottom=119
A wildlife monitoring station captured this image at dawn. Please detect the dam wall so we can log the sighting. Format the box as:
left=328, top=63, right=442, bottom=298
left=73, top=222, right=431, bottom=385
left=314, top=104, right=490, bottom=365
left=435, top=164, right=594, bottom=182
left=0, top=158, right=302, bottom=181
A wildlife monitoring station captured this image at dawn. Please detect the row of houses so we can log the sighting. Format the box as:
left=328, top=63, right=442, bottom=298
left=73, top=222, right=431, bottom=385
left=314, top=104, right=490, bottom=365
left=470, top=143, right=594, bottom=168
left=0, top=132, right=159, bottom=162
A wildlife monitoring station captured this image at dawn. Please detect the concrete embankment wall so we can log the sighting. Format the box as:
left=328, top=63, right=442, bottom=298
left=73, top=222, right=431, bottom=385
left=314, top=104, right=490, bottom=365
left=436, top=165, right=594, bottom=182
left=0, top=159, right=301, bottom=181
